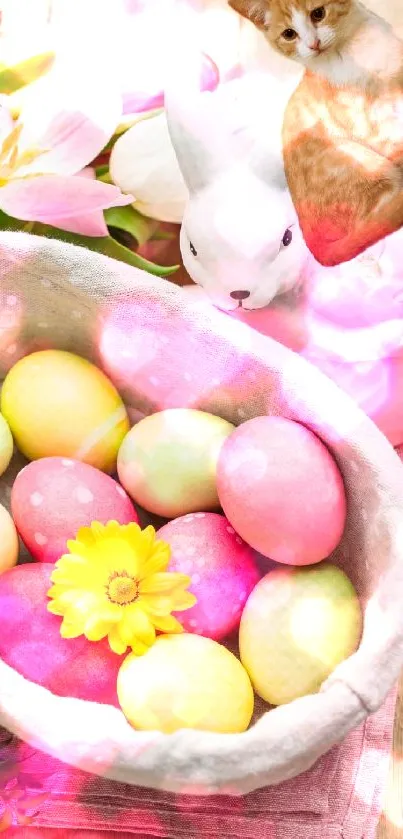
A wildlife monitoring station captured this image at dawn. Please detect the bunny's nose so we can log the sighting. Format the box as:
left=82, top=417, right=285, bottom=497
left=230, top=290, right=251, bottom=301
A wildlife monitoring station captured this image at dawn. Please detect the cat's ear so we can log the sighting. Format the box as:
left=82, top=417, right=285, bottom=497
left=228, top=0, right=272, bottom=29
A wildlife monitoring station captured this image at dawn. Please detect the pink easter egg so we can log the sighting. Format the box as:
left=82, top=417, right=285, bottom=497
left=11, top=457, right=139, bottom=563
left=217, top=416, right=347, bottom=566
left=0, top=563, right=124, bottom=706
left=158, top=513, right=260, bottom=640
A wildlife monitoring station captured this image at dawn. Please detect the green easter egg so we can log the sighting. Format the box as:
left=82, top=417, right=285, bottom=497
left=240, top=563, right=362, bottom=706
left=0, top=413, right=13, bottom=477
left=117, top=408, right=234, bottom=517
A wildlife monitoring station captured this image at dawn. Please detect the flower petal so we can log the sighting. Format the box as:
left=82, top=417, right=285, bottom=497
left=51, top=556, right=105, bottom=591
left=124, top=605, right=156, bottom=646
left=172, top=591, right=198, bottom=612
left=110, top=112, right=188, bottom=223
left=60, top=619, right=83, bottom=639
left=46, top=166, right=110, bottom=235
left=0, top=99, right=14, bottom=144
left=122, top=53, right=219, bottom=116
left=140, top=546, right=170, bottom=577
left=0, top=174, right=132, bottom=226
left=15, top=55, right=122, bottom=176
left=130, top=637, right=150, bottom=656
left=108, top=625, right=128, bottom=656
left=139, top=572, right=191, bottom=595
left=44, top=210, right=109, bottom=237
left=47, top=600, right=65, bottom=617
left=53, top=553, right=88, bottom=572
left=140, top=595, right=176, bottom=617
left=83, top=614, right=112, bottom=642
left=151, top=614, right=184, bottom=634
left=138, top=525, right=157, bottom=557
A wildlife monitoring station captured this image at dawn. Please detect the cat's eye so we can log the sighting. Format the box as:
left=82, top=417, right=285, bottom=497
left=282, top=229, right=293, bottom=247
left=189, top=242, right=197, bottom=257
left=282, top=28, right=298, bottom=41
left=311, top=6, right=326, bottom=21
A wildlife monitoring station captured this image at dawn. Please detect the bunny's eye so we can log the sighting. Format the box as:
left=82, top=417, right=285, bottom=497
left=282, top=228, right=293, bottom=247
left=189, top=242, right=197, bottom=257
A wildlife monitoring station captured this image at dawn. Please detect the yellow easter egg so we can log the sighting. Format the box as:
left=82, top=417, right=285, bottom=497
left=117, top=408, right=235, bottom=517
left=0, top=413, right=13, bottom=476
left=239, top=563, right=362, bottom=706
left=1, top=350, right=129, bottom=473
left=0, top=504, right=19, bottom=573
left=117, top=634, right=254, bottom=734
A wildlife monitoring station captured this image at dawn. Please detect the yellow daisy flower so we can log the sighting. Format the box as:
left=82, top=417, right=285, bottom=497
left=47, top=521, right=197, bottom=656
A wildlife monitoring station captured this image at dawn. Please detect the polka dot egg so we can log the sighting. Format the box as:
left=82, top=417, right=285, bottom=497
left=158, top=513, right=261, bottom=641
left=11, top=457, right=139, bottom=563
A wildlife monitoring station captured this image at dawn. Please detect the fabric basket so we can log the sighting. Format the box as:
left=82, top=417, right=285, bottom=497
left=0, top=230, right=403, bottom=798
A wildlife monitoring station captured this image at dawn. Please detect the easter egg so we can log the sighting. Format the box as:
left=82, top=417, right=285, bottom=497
left=0, top=564, right=124, bottom=706
left=158, top=513, right=260, bottom=640
left=239, top=563, right=362, bottom=706
left=117, top=408, right=235, bottom=517
left=1, top=350, right=129, bottom=472
left=11, top=457, right=138, bottom=563
left=117, top=633, right=254, bottom=733
left=0, top=413, right=13, bottom=476
left=0, top=504, right=19, bottom=573
left=217, top=416, right=346, bottom=565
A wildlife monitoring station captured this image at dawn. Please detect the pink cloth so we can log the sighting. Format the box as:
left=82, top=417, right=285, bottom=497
left=0, top=685, right=396, bottom=838
left=226, top=240, right=403, bottom=448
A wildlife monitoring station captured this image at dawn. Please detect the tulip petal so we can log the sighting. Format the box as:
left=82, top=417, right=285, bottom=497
left=47, top=166, right=110, bottom=234
left=110, top=112, right=188, bottom=223
left=45, top=211, right=109, bottom=237
left=0, top=174, right=133, bottom=231
left=0, top=98, right=14, bottom=144
left=15, top=56, right=122, bottom=177
left=122, top=53, right=219, bottom=116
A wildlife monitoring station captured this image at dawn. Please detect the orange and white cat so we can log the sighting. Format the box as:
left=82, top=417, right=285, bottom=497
left=229, top=0, right=403, bottom=266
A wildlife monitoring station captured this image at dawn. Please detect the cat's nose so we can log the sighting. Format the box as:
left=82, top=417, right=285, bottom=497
left=230, top=290, right=251, bottom=301
left=309, top=38, right=321, bottom=51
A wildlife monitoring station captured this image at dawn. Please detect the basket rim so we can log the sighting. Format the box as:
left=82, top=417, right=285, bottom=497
left=0, top=657, right=369, bottom=794
left=1, top=231, right=403, bottom=794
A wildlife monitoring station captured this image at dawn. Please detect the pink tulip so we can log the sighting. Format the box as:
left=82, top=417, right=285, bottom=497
left=0, top=59, right=132, bottom=236
left=112, top=0, right=233, bottom=119
left=122, top=52, right=219, bottom=116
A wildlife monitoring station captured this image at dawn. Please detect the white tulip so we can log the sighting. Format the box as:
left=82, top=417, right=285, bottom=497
left=110, top=112, right=188, bottom=224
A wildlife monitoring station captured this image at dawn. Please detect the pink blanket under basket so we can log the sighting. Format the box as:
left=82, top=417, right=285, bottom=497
left=0, top=684, right=396, bottom=838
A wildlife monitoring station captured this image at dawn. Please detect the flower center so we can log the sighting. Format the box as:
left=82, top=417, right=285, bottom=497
left=106, top=571, right=139, bottom=606
left=0, top=122, right=48, bottom=185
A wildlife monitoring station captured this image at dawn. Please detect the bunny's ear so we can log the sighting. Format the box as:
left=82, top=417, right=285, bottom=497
left=164, top=42, right=226, bottom=193
left=228, top=0, right=272, bottom=29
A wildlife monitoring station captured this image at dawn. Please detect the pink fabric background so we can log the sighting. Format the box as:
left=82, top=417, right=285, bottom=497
left=0, top=685, right=396, bottom=838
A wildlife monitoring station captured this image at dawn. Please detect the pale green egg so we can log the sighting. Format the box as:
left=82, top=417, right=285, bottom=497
left=117, top=408, right=235, bottom=517
left=0, top=413, right=13, bottom=477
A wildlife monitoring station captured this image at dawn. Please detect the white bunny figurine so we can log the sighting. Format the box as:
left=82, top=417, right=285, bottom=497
left=164, top=49, right=403, bottom=447
left=165, top=64, right=310, bottom=310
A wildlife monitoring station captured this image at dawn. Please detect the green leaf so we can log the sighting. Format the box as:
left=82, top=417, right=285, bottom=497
left=0, top=210, right=179, bottom=277
left=104, top=205, right=156, bottom=246
left=0, top=52, right=55, bottom=94
left=95, top=164, right=110, bottom=178
left=0, top=210, right=26, bottom=232
left=29, top=223, right=179, bottom=277
left=97, top=171, right=112, bottom=184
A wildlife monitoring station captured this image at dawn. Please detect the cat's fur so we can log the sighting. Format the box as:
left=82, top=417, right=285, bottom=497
left=229, top=0, right=403, bottom=266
